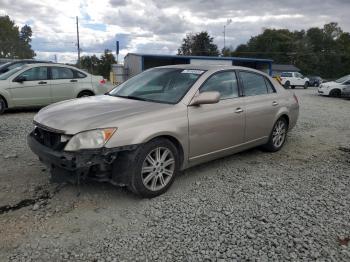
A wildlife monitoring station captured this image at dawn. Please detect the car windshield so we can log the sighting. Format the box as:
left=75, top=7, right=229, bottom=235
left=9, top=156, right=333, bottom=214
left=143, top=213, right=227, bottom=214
left=109, top=68, right=205, bottom=104
left=335, top=75, right=350, bottom=83
left=0, top=66, right=24, bottom=80
left=0, top=62, right=11, bottom=70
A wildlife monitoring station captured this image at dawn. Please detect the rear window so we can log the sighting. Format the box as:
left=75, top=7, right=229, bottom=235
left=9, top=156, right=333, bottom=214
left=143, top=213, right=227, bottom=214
left=281, top=72, right=292, bottom=77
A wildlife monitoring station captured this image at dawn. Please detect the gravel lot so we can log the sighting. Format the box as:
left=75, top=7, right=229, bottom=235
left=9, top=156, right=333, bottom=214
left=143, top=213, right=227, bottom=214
left=0, top=88, right=349, bottom=261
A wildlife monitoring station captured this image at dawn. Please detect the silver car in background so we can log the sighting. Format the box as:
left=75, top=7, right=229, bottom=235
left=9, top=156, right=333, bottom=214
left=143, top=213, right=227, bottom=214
left=28, top=65, right=299, bottom=198
left=0, top=63, right=108, bottom=114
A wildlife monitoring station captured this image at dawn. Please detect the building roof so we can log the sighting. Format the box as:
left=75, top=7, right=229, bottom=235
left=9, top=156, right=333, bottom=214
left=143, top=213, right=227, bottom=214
left=126, top=53, right=273, bottom=63
left=272, top=64, right=300, bottom=72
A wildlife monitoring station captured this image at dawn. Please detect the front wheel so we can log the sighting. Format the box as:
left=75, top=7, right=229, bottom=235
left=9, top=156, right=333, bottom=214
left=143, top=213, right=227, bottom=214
left=129, top=138, right=179, bottom=198
left=263, top=118, right=288, bottom=152
left=304, top=81, right=309, bottom=89
left=329, top=89, right=341, bottom=98
left=0, top=97, right=6, bottom=114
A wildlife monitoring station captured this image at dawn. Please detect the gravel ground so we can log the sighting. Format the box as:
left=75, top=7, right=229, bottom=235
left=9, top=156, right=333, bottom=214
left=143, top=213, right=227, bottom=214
left=0, top=88, right=349, bottom=261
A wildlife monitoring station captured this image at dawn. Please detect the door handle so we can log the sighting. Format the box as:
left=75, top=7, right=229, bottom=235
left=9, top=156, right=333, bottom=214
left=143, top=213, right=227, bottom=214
left=38, top=81, right=47, bottom=84
left=70, top=79, right=78, bottom=82
left=235, top=108, right=244, bottom=113
left=272, top=101, right=279, bottom=106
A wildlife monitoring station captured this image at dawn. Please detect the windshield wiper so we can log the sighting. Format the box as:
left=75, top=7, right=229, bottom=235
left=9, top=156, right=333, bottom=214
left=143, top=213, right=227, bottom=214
left=114, top=95, right=151, bottom=102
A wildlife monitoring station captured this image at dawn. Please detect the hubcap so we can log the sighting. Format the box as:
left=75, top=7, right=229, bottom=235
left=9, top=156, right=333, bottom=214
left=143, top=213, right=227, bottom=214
left=141, top=147, right=175, bottom=191
left=272, top=120, right=286, bottom=148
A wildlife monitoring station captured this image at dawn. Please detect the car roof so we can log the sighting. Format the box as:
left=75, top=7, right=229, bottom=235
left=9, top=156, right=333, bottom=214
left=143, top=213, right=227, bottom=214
left=154, top=64, right=269, bottom=75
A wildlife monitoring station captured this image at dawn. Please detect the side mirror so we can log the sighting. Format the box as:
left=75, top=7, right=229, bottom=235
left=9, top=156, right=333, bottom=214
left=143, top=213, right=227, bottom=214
left=189, top=91, right=220, bottom=106
left=15, top=75, right=26, bottom=83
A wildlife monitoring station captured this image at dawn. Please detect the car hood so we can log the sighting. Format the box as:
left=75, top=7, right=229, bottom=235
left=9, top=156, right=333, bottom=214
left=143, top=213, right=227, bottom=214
left=321, top=81, right=341, bottom=87
left=34, top=95, right=171, bottom=134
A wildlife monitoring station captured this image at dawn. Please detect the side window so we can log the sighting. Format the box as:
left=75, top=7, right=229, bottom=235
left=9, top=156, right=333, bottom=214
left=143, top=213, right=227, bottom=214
left=239, top=71, right=268, bottom=96
left=265, top=78, right=276, bottom=93
left=51, top=67, right=74, bottom=80
left=73, top=70, right=87, bottom=79
left=17, top=67, right=48, bottom=81
left=200, top=71, right=239, bottom=99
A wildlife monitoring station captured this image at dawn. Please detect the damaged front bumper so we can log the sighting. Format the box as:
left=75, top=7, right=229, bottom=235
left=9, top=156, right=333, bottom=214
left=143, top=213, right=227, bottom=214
left=27, top=132, right=138, bottom=185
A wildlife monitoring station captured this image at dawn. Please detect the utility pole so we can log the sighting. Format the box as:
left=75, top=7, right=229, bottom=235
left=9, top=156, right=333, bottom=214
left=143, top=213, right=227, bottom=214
left=76, top=16, right=81, bottom=66
left=223, top=19, right=232, bottom=50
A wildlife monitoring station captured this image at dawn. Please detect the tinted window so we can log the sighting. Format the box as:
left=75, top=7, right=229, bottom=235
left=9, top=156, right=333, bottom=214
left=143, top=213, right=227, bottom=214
left=18, top=67, right=48, bottom=81
left=200, top=71, right=239, bottom=99
left=51, top=67, right=74, bottom=79
left=239, top=71, right=268, bottom=96
left=265, top=78, right=276, bottom=93
left=73, top=70, right=87, bottom=78
left=281, top=72, right=292, bottom=77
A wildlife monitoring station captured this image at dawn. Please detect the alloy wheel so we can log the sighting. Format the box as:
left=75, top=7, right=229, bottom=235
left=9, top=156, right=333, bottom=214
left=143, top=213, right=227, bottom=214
left=272, top=120, right=286, bottom=148
left=141, top=147, right=175, bottom=191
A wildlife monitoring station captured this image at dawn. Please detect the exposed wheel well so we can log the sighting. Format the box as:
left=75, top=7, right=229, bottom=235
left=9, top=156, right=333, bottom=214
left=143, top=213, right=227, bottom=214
left=77, top=90, right=95, bottom=97
left=329, top=89, right=341, bottom=96
left=150, top=135, right=184, bottom=167
left=279, top=114, right=290, bottom=128
left=0, top=95, right=8, bottom=108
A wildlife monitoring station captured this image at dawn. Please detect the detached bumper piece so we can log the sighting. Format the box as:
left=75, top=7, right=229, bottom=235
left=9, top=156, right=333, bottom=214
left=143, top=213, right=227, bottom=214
left=27, top=131, right=138, bottom=186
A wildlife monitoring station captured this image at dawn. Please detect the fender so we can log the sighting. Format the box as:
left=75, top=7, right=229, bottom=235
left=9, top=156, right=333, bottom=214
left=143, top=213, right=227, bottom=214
left=0, top=89, right=12, bottom=108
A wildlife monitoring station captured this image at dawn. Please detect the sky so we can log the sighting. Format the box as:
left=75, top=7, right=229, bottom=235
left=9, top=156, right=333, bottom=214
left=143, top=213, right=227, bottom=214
left=1, top=0, right=350, bottom=63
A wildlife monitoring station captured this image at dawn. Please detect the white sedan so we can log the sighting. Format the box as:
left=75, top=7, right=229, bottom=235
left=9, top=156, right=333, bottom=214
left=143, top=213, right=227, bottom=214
left=0, top=63, right=109, bottom=114
left=318, top=75, right=350, bottom=97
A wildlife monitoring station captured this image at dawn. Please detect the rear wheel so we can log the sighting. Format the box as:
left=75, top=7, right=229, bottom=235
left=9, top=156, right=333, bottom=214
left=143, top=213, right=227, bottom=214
left=0, top=97, right=6, bottom=114
left=329, top=89, right=341, bottom=97
left=77, top=91, right=94, bottom=98
left=128, top=138, right=179, bottom=198
left=263, top=117, right=288, bottom=152
left=284, top=81, right=290, bottom=89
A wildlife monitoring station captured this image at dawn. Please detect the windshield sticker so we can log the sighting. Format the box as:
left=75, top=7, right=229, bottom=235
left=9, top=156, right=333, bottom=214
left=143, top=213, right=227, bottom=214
left=181, top=70, right=205, bottom=75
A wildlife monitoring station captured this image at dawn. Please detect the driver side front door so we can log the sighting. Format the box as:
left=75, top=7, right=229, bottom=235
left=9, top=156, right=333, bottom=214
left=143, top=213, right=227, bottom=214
left=9, top=66, right=51, bottom=107
left=188, top=71, right=245, bottom=164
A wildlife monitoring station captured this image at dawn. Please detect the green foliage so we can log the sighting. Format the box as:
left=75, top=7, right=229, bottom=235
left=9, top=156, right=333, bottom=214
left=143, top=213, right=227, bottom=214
left=79, top=49, right=116, bottom=79
left=178, top=31, right=219, bottom=56
left=227, top=22, right=350, bottom=79
left=0, top=15, right=35, bottom=58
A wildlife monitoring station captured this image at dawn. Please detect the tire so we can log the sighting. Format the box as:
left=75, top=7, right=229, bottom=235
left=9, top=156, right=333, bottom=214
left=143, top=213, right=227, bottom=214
left=263, top=117, right=288, bottom=152
left=128, top=138, right=179, bottom=198
left=284, top=81, right=290, bottom=89
left=304, top=81, right=309, bottom=89
left=291, top=86, right=295, bottom=89
left=329, top=89, right=341, bottom=98
left=0, top=97, right=6, bottom=114
left=77, top=91, right=94, bottom=98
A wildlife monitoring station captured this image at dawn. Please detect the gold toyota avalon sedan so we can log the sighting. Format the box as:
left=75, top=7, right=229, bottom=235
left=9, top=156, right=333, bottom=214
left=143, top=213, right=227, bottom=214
left=28, top=65, right=299, bottom=198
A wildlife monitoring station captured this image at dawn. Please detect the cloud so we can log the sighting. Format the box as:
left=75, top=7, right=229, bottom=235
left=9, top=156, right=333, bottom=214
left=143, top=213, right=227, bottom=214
left=1, top=0, right=350, bottom=63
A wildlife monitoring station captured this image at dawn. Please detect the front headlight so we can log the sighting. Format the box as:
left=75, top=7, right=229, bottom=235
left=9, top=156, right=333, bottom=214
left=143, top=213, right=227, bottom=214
left=64, top=128, right=117, bottom=151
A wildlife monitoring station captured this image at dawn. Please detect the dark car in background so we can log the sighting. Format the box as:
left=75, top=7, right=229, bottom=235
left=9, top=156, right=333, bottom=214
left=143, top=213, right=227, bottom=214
left=0, top=60, right=51, bottom=75
left=308, top=76, right=323, bottom=87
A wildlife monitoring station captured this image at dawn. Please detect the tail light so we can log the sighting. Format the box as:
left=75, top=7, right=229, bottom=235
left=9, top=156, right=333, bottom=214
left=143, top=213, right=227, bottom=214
left=100, top=79, right=106, bottom=84
left=293, top=93, right=299, bottom=104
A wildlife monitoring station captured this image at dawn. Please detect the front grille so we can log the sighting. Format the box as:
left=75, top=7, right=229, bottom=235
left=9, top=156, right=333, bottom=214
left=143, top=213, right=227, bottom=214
left=33, top=127, right=67, bottom=151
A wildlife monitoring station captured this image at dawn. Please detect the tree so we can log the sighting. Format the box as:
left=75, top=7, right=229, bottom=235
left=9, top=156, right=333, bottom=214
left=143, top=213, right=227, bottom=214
left=178, top=31, right=219, bottom=56
left=99, top=49, right=116, bottom=78
left=0, top=15, right=35, bottom=58
left=79, top=50, right=116, bottom=79
left=225, top=22, right=350, bottom=79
